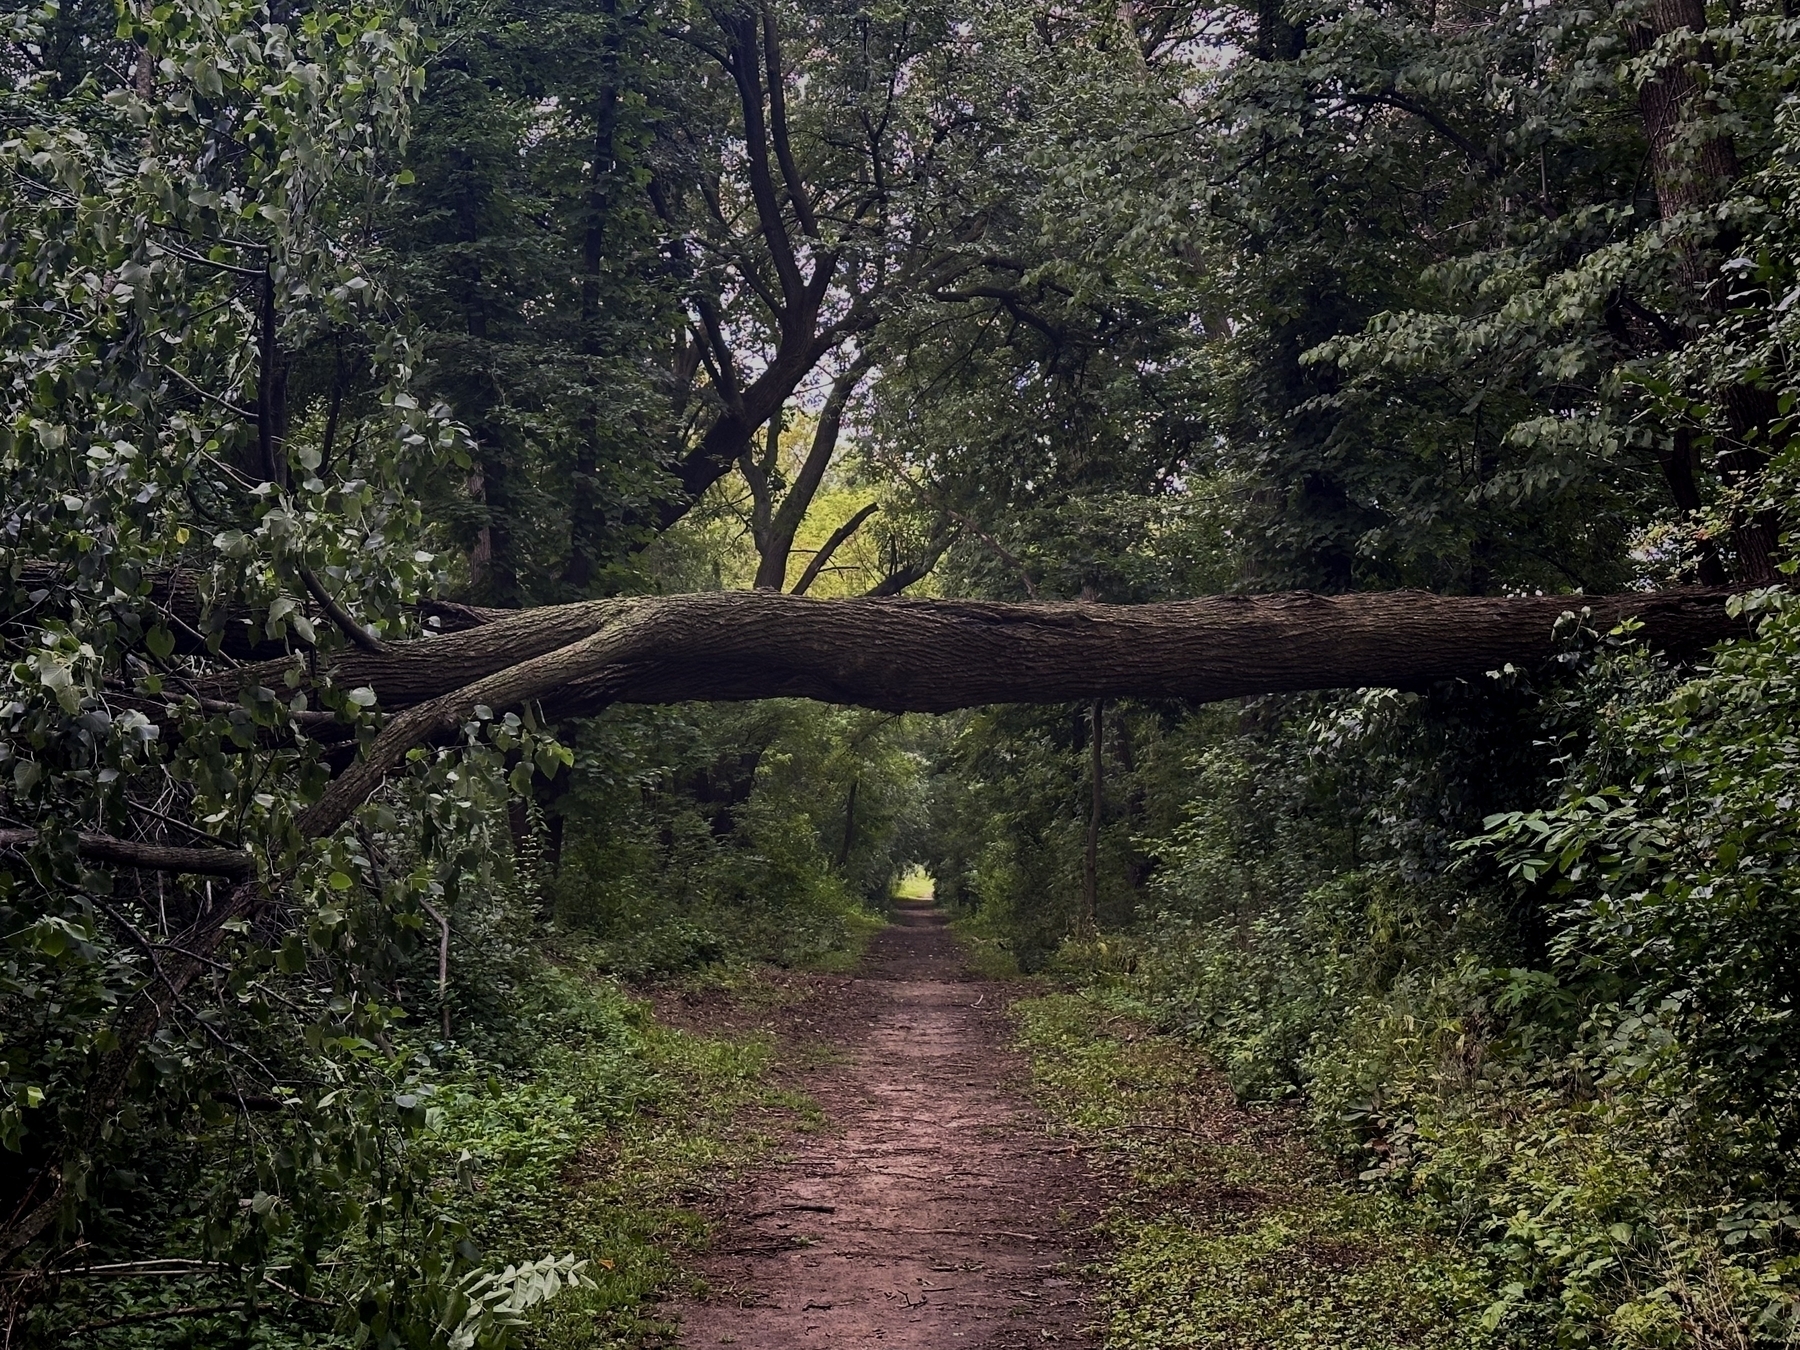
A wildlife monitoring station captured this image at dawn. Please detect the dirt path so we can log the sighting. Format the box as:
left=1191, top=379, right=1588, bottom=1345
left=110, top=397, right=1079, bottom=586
left=671, top=898, right=1101, bottom=1348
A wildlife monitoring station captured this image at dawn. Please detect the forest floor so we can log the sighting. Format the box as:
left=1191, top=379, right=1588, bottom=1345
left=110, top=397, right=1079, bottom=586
left=645, top=899, right=1476, bottom=1350
left=660, top=895, right=1104, bottom=1347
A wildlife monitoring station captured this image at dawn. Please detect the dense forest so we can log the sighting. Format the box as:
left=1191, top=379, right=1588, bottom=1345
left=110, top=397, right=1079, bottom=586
left=4, top=0, right=1800, bottom=1343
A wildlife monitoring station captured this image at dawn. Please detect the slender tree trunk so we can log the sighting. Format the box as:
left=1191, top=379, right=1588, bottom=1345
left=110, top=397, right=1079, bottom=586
left=752, top=359, right=869, bottom=591
left=564, top=2, right=622, bottom=591
left=1082, top=699, right=1103, bottom=935
left=836, top=778, right=859, bottom=868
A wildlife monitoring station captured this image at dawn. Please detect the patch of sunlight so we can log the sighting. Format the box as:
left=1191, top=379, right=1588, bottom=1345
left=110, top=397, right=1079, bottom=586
left=894, top=865, right=935, bottom=901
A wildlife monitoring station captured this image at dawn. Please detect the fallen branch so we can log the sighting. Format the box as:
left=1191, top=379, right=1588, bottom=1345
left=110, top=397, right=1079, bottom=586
left=69, top=1301, right=249, bottom=1333
left=0, top=830, right=254, bottom=878
left=297, top=567, right=387, bottom=655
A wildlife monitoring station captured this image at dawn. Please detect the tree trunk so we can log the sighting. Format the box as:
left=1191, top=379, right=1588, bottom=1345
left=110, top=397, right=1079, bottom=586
left=752, top=359, right=870, bottom=591
left=1082, top=699, right=1103, bottom=935
left=836, top=778, right=858, bottom=868
left=215, top=587, right=1743, bottom=724
left=564, top=6, right=623, bottom=591
left=1623, top=0, right=1782, bottom=581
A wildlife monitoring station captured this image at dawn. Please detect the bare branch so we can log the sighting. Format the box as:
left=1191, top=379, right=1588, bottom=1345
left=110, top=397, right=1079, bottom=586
left=761, top=3, right=819, bottom=238
left=755, top=354, right=873, bottom=590
left=298, top=568, right=387, bottom=655
left=791, top=502, right=880, bottom=596
left=0, top=829, right=254, bottom=877
left=721, top=13, right=805, bottom=306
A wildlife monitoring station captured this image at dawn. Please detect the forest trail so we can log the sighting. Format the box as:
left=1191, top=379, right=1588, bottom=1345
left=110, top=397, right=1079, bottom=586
left=671, top=897, right=1101, bottom=1347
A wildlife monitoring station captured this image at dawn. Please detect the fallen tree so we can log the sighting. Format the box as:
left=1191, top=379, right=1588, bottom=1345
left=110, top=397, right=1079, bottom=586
left=17, top=585, right=1744, bottom=878
left=226, top=585, right=1744, bottom=713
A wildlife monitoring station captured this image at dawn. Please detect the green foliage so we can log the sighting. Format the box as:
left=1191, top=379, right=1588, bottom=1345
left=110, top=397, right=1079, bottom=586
left=1000, top=617, right=1800, bottom=1345
left=549, top=702, right=921, bottom=979
left=387, top=0, right=686, bottom=601
left=10, top=0, right=1800, bottom=1345
left=1014, top=990, right=1487, bottom=1350
left=1471, top=593, right=1800, bottom=1140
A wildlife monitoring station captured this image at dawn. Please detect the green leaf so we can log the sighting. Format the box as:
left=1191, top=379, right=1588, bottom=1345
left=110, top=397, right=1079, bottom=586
left=277, top=932, right=308, bottom=973
left=33, top=921, right=67, bottom=957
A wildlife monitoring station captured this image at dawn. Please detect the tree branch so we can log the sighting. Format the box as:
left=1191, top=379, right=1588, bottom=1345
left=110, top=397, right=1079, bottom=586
left=298, top=568, right=387, bottom=655
left=0, top=829, right=254, bottom=877
left=790, top=502, right=880, bottom=596
left=945, top=509, right=1039, bottom=599
left=761, top=3, right=819, bottom=238
left=754, top=355, right=873, bottom=590
left=722, top=13, right=805, bottom=307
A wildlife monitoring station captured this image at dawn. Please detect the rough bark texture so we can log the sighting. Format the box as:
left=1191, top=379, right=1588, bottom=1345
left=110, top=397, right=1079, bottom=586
left=216, top=587, right=1746, bottom=721
left=1625, top=0, right=1740, bottom=295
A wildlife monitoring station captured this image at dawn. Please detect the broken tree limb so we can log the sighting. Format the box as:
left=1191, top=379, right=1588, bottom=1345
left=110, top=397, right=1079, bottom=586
left=270, top=586, right=1752, bottom=851
left=0, top=829, right=255, bottom=877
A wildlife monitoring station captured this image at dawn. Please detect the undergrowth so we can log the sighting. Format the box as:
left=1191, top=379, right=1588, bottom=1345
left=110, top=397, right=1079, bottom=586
left=1013, top=988, right=1489, bottom=1350
left=421, top=959, right=804, bottom=1348
left=40, top=947, right=804, bottom=1350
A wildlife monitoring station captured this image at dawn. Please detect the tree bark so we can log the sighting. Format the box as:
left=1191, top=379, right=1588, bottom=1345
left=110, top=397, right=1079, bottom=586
left=752, top=358, right=871, bottom=591
left=1622, top=0, right=1783, bottom=581
left=213, top=587, right=1745, bottom=724
left=1624, top=0, right=1739, bottom=299
left=791, top=502, right=879, bottom=596
left=0, top=830, right=254, bottom=877
left=1083, top=698, right=1103, bottom=935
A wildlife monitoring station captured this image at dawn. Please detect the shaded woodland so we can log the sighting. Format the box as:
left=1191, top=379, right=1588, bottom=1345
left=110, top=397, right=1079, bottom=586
left=5, top=0, right=1800, bottom=1343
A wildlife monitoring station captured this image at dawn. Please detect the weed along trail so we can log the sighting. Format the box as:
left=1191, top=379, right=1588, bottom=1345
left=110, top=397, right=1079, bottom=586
left=672, top=896, right=1101, bottom=1347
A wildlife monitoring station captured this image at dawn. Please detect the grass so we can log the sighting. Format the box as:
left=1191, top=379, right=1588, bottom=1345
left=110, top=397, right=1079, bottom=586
left=1012, top=987, right=1491, bottom=1350
left=796, top=902, right=886, bottom=972
left=431, top=962, right=815, bottom=1348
